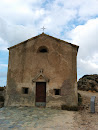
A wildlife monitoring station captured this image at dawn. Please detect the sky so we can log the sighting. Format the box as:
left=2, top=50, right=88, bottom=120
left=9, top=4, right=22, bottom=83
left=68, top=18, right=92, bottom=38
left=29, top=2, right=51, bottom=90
left=0, top=0, right=98, bottom=86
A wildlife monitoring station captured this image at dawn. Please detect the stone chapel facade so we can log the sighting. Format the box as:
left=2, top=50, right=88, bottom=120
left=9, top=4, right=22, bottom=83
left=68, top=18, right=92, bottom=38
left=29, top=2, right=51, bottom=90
left=5, top=33, right=79, bottom=109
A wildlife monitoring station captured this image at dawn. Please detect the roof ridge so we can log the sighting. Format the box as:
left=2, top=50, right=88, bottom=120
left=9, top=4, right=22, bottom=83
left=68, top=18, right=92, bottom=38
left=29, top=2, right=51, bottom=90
left=8, top=33, right=43, bottom=50
left=8, top=33, right=79, bottom=50
left=43, top=33, right=79, bottom=48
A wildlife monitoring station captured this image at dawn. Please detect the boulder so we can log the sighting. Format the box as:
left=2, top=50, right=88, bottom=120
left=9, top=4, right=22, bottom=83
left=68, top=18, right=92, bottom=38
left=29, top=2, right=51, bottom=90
left=78, top=75, right=98, bottom=92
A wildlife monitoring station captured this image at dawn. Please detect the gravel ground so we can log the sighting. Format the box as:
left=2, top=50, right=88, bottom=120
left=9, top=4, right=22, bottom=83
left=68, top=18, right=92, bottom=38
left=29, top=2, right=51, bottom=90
left=0, top=90, right=98, bottom=130
left=0, top=107, right=75, bottom=130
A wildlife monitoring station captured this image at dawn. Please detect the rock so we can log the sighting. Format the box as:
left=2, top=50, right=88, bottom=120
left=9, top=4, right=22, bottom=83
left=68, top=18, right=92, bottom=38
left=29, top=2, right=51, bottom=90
left=78, top=75, right=98, bottom=92
left=95, top=85, right=98, bottom=92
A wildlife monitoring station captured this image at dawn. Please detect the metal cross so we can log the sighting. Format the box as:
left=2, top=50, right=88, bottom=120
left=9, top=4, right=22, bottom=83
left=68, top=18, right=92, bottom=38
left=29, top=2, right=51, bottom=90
left=41, top=26, right=46, bottom=33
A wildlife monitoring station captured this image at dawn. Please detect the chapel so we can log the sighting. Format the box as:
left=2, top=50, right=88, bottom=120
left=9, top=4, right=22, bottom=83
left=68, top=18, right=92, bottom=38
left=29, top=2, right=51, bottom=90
left=5, top=33, right=79, bottom=109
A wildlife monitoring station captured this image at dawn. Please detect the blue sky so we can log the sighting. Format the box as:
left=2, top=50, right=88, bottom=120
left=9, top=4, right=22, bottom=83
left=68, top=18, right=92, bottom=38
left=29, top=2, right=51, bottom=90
left=0, top=0, right=98, bottom=86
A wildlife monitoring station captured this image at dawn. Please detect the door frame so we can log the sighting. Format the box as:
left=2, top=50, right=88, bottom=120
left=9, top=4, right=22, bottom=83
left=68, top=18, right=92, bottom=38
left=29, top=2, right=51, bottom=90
left=35, top=82, right=46, bottom=107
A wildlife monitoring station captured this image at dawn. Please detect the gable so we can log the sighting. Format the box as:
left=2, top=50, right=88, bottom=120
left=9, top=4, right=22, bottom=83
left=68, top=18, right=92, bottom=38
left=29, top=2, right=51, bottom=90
left=8, top=33, right=79, bottom=52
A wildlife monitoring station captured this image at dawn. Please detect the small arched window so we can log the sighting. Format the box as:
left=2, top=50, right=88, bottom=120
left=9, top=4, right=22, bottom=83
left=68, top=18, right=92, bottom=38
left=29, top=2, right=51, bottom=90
left=37, top=46, right=48, bottom=53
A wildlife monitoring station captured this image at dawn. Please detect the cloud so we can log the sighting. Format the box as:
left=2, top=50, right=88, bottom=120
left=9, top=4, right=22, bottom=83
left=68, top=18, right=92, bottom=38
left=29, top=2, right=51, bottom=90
left=0, top=71, right=7, bottom=78
left=78, top=0, right=98, bottom=20
left=0, top=0, right=97, bottom=47
left=0, top=77, right=7, bottom=86
left=0, top=0, right=97, bottom=31
left=0, top=17, right=41, bottom=48
left=0, top=0, right=98, bottom=85
left=0, top=37, right=8, bottom=51
left=0, top=0, right=45, bottom=25
left=0, top=64, right=8, bottom=68
left=0, top=64, right=8, bottom=86
left=68, top=18, right=98, bottom=76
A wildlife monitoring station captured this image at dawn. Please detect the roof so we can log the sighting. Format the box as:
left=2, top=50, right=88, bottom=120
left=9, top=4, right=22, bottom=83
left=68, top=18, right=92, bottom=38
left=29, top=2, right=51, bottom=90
left=8, top=33, right=79, bottom=51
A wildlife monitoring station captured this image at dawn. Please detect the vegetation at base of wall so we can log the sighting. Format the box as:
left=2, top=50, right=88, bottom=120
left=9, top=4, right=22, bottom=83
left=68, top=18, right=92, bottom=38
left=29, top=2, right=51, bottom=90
left=61, top=105, right=78, bottom=111
left=0, top=87, right=5, bottom=108
left=50, top=106, right=61, bottom=110
left=0, top=102, right=4, bottom=108
left=0, top=87, right=5, bottom=91
left=78, top=93, right=82, bottom=106
left=0, top=96, right=4, bottom=102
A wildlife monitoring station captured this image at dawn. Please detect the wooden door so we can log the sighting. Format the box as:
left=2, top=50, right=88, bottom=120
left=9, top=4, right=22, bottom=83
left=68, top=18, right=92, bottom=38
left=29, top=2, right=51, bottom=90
left=36, top=82, right=46, bottom=107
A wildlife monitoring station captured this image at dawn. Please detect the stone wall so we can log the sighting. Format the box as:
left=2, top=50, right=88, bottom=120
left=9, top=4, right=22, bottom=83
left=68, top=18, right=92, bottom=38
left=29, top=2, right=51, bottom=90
left=5, top=33, right=78, bottom=108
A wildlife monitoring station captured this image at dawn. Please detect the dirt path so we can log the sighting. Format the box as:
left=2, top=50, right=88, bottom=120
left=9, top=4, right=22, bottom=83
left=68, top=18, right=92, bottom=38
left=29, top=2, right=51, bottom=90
left=73, top=90, right=98, bottom=130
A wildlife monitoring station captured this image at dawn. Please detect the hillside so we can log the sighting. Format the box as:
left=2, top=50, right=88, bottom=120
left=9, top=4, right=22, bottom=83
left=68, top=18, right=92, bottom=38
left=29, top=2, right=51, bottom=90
left=78, top=75, right=98, bottom=92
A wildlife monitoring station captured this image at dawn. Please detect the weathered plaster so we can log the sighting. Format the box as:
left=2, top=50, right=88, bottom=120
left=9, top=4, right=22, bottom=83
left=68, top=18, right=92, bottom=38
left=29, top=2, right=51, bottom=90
left=5, top=33, right=79, bottom=108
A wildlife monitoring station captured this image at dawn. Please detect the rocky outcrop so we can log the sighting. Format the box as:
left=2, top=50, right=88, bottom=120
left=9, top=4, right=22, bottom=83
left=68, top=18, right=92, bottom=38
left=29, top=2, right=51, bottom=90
left=78, top=75, right=98, bottom=92
left=0, top=87, right=5, bottom=108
